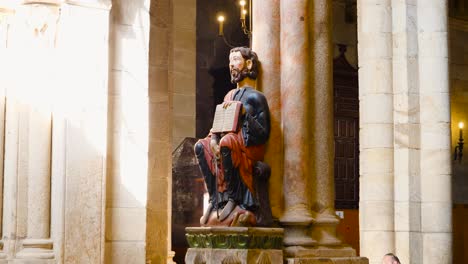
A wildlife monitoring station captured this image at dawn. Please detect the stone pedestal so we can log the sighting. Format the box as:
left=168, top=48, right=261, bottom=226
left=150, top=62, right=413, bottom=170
left=185, top=227, right=283, bottom=264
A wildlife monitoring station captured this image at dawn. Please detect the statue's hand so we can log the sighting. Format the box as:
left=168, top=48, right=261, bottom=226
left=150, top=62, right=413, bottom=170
left=223, top=101, right=233, bottom=109
left=210, top=138, right=220, bottom=159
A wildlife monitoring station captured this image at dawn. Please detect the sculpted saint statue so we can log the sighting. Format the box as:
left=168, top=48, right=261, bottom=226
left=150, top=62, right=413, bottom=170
left=194, top=47, right=272, bottom=227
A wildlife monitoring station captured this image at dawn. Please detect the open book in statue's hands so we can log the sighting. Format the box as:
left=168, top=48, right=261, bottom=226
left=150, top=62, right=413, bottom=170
left=211, top=101, right=242, bottom=133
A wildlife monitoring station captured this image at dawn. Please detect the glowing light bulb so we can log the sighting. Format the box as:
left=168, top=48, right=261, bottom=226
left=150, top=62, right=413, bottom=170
left=217, top=15, right=225, bottom=36
left=240, top=0, right=246, bottom=6
left=459, top=122, right=464, bottom=129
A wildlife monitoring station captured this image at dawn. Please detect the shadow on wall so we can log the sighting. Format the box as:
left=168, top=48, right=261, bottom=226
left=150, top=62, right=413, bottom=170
left=171, top=138, right=205, bottom=263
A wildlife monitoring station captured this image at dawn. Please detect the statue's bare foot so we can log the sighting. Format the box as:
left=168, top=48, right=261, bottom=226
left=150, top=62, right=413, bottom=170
left=219, top=200, right=236, bottom=221
left=200, top=203, right=213, bottom=225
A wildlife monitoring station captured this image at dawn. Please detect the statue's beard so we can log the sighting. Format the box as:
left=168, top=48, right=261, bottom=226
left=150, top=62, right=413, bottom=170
left=230, top=68, right=249, bottom=84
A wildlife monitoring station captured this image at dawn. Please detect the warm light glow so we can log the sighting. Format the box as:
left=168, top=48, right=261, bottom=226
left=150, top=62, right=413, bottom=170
left=243, top=9, right=247, bottom=15
left=239, top=0, right=246, bottom=6
left=203, top=192, right=209, bottom=216
left=217, top=15, right=225, bottom=36
left=459, top=122, right=464, bottom=129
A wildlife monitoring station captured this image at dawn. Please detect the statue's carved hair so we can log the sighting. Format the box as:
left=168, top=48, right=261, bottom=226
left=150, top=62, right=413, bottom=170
left=230, top=46, right=259, bottom=80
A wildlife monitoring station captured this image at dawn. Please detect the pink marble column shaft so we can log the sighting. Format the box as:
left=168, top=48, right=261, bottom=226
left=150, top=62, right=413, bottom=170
left=279, top=0, right=315, bottom=247
left=252, top=0, right=282, bottom=219
left=309, top=0, right=341, bottom=246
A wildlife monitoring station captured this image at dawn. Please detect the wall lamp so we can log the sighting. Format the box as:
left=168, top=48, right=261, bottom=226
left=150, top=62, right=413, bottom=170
left=216, top=0, right=252, bottom=47
left=454, top=121, right=464, bottom=163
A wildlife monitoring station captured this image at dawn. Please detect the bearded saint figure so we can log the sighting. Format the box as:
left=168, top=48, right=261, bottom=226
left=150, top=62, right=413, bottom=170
left=194, top=47, right=271, bottom=227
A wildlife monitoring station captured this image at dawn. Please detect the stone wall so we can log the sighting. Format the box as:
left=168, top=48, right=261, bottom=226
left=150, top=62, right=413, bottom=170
left=172, top=0, right=196, bottom=149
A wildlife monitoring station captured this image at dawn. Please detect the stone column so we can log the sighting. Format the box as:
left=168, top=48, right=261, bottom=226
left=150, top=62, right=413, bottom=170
left=0, top=4, right=12, bottom=257
left=147, top=0, right=174, bottom=262
left=279, top=0, right=315, bottom=247
left=4, top=2, right=59, bottom=260
left=391, top=1, right=422, bottom=264
left=417, top=1, right=452, bottom=264
left=0, top=6, right=13, bottom=259
left=252, top=0, right=283, bottom=219
left=56, top=2, right=110, bottom=263
left=22, top=105, right=52, bottom=241
left=309, top=0, right=341, bottom=246
left=106, top=0, right=153, bottom=263
left=358, top=0, right=395, bottom=263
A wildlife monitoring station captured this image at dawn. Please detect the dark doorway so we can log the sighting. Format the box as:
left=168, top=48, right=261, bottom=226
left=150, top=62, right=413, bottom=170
left=333, top=45, right=359, bottom=210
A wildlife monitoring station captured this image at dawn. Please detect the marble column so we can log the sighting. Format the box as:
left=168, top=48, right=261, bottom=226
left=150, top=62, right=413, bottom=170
left=309, top=0, right=341, bottom=246
left=279, top=0, right=315, bottom=247
left=358, top=0, right=395, bottom=263
left=391, top=1, right=422, bottom=264
left=252, top=0, right=283, bottom=219
left=417, top=1, right=452, bottom=264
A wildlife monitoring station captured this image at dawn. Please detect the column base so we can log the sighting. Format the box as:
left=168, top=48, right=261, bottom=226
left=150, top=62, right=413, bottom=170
left=280, top=207, right=317, bottom=246
left=168, top=250, right=176, bottom=263
left=283, top=225, right=317, bottom=246
left=16, top=239, right=54, bottom=259
left=280, top=206, right=315, bottom=225
left=311, top=213, right=342, bottom=246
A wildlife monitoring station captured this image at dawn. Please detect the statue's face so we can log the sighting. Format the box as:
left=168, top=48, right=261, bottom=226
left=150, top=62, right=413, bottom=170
left=229, top=51, right=249, bottom=84
left=229, top=51, right=245, bottom=72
